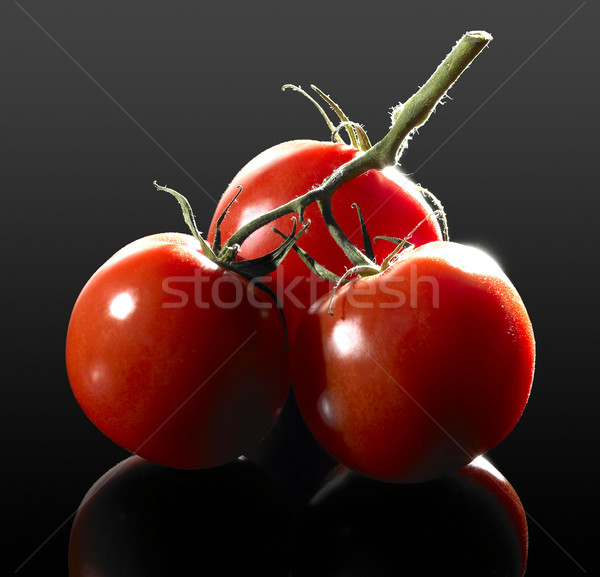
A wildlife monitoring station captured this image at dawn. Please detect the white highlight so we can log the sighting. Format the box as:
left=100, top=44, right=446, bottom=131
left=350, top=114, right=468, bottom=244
left=109, top=292, right=135, bottom=320
left=471, top=455, right=504, bottom=481
left=332, top=322, right=357, bottom=357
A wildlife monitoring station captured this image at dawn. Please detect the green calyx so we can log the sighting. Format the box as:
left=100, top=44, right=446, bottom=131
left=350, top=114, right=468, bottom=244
left=153, top=181, right=308, bottom=281
left=282, top=84, right=372, bottom=152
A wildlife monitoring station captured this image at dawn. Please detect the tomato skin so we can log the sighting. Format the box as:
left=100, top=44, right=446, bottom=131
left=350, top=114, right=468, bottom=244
left=289, top=455, right=528, bottom=576
left=207, top=140, right=443, bottom=340
left=66, top=233, right=289, bottom=469
left=292, top=241, right=535, bottom=483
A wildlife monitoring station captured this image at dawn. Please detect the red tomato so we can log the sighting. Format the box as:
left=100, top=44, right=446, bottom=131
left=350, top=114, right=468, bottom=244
left=289, top=455, right=528, bottom=576
left=66, top=233, right=289, bottom=469
left=292, top=241, right=535, bottom=483
left=207, top=140, right=443, bottom=340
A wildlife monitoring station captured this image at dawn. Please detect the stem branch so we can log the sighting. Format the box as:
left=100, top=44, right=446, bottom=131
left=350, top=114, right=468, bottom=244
left=218, top=31, right=492, bottom=261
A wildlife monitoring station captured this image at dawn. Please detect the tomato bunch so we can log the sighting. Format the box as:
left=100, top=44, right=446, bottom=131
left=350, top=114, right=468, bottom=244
left=64, top=30, right=535, bottom=575
left=66, top=31, right=534, bottom=575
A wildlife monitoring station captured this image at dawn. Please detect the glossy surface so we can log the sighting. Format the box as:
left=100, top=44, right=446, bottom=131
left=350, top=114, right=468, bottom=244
left=207, top=140, right=443, bottom=340
left=66, top=233, right=290, bottom=469
left=289, top=455, right=528, bottom=576
left=293, top=242, right=536, bottom=482
left=68, top=455, right=291, bottom=576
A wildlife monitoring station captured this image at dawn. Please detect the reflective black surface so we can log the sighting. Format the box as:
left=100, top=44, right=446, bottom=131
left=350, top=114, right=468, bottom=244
left=67, top=393, right=528, bottom=576
left=68, top=456, right=291, bottom=576
left=6, top=2, right=596, bottom=575
left=289, top=459, right=528, bottom=577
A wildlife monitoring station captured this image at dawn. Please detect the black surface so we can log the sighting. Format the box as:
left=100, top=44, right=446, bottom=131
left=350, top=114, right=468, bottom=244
left=68, top=455, right=291, bottom=576
left=5, top=1, right=598, bottom=575
left=289, top=460, right=528, bottom=576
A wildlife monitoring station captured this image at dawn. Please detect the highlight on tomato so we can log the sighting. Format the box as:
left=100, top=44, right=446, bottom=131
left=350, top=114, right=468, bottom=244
left=292, top=241, right=535, bottom=483
left=66, top=233, right=290, bottom=470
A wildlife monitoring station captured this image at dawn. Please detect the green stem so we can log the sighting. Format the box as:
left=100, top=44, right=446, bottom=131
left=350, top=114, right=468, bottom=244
left=371, top=30, right=493, bottom=167
left=218, top=31, right=492, bottom=261
left=219, top=154, right=371, bottom=260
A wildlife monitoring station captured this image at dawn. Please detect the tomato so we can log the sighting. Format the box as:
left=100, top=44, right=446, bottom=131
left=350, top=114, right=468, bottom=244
left=207, top=140, right=443, bottom=340
left=292, top=241, right=535, bottom=483
left=289, top=455, right=528, bottom=576
left=68, top=455, right=291, bottom=576
left=66, top=233, right=289, bottom=469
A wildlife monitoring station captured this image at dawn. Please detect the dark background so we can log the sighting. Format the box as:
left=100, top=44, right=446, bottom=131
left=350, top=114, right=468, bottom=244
left=4, top=1, right=598, bottom=575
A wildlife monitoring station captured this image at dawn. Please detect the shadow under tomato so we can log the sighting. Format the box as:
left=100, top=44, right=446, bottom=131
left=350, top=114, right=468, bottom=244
left=288, top=455, right=528, bottom=577
left=250, top=388, right=339, bottom=508
left=68, top=455, right=292, bottom=577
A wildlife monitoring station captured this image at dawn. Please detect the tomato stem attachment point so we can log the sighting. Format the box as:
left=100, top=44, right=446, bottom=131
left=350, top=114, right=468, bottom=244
left=326, top=208, right=446, bottom=315
left=153, top=182, right=311, bottom=281
left=331, top=121, right=372, bottom=151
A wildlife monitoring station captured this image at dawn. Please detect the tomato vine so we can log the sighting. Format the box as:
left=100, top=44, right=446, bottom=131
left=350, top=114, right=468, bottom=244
left=155, top=31, right=492, bottom=285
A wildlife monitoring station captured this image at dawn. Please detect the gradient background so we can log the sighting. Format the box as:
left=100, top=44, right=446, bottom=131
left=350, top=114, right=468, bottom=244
left=4, top=1, right=598, bottom=575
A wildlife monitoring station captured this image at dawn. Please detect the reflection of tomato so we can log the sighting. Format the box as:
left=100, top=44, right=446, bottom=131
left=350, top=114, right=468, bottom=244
left=293, top=242, right=535, bottom=482
left=66, top=233, right=289, bottom=469
left=68, top=455, right=291, bottom=576
left=289, top=456, right=528, bottom=577
left=208, top=140, right=443, bottom=339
